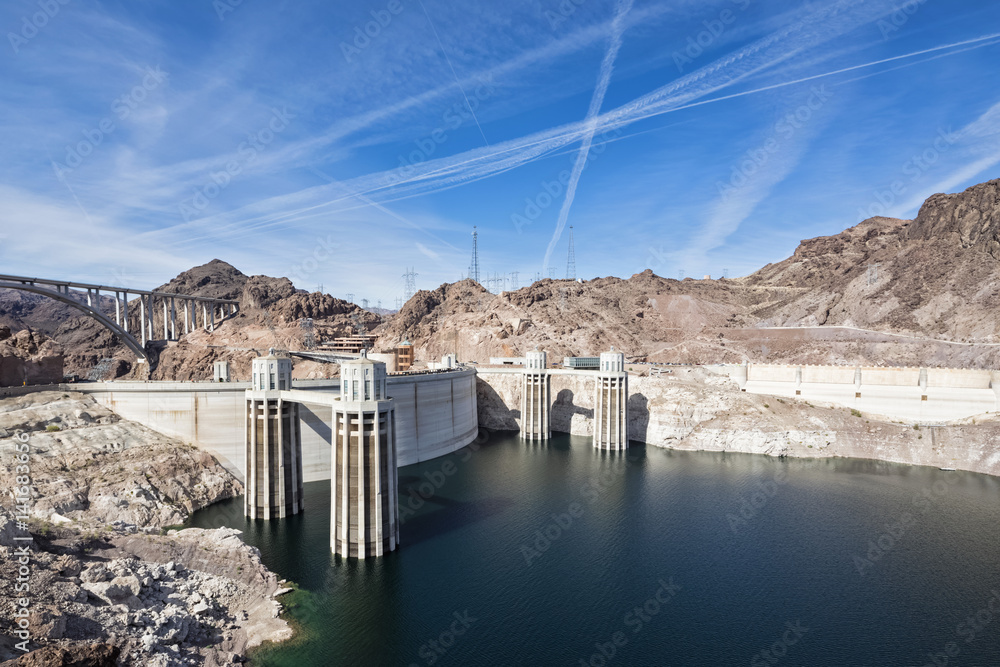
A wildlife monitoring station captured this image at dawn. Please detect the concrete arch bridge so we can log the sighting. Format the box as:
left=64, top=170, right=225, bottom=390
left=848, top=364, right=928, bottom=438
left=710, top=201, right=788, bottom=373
left=0, top=273, right=239, bottom=362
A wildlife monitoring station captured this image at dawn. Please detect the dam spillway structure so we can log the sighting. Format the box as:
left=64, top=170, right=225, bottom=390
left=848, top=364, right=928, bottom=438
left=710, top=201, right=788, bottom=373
left=594, top=349, right=628, bottom=450
left=331, top=351, right=399, bottom=559
left=520, top=349, right=551, bottom=440
left=245, top=352, right=304, bottom=520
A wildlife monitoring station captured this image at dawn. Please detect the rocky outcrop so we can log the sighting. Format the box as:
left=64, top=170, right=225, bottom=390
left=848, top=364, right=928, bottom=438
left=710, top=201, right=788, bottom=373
left=0, top=392, right=292, bottom=664
left=0, top=328, right=63, bottom=387
left=0, top=392, right=240, bottom=530
left=907, top=178, right=1000, bottom=256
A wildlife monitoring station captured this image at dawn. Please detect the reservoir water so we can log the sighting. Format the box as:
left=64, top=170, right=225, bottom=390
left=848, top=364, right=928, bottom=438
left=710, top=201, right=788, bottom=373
left=187, top=431, right=1000, bottom=666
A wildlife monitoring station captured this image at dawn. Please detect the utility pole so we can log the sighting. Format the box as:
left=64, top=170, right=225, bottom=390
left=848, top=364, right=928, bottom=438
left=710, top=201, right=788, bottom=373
left=566, top=225, right=576, bottom=280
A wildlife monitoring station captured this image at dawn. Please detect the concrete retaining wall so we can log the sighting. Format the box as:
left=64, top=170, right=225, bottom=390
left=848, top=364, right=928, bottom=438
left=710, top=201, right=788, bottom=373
left=730, top=363, right=1000, bottom=422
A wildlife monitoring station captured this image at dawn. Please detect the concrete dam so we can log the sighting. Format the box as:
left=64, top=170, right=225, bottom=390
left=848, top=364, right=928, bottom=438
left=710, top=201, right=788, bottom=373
left=53, top=366, right=479, bottom=483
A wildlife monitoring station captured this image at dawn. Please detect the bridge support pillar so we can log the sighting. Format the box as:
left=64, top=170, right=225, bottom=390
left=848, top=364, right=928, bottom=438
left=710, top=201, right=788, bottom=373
left=332, top=351, right=398, bottom=559
left=520, top=349, right=550, bottom=440
left=170, top=298, right=176, bottom=340
left=140, top=295, right=147, bottom=346
left=594, top=349, right=628, bottom=450
left=245, top=353, right=303, bottom=520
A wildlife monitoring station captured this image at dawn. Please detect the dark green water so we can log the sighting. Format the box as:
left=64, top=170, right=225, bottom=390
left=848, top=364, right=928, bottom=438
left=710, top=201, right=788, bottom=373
left=188, top=431, right=1000, bottom=666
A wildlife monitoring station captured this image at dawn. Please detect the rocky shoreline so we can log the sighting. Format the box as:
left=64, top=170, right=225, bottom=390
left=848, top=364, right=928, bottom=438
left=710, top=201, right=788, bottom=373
left=0, top=392, right=293, bottom=665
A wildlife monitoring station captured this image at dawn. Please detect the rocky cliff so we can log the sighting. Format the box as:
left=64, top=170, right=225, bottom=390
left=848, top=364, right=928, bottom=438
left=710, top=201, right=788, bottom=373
left=0, top=328, right=63, bottom=387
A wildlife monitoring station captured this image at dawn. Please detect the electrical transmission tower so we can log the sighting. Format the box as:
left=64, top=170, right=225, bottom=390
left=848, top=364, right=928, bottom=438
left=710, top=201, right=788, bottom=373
left=377, top=299, right=382, bottom=311
left=469, top=226, right=480, bottom=284
left=395, top=297, right=402, bottom=310
left=361, top=298, right=369, bottom=310
left=534, top=272, right=542, bottom=283
left=566, top=225, right=576, bottom=280
left=548, top=268, right=557, bottom=279
left=677, top=270, right=684, bottom=280
left=510, top=271, right=519, bottom=290
left=867, top=263, right=880, bottom=286
left=723, top=268, right=729, bottom=279
left=317, top=284, right=324, bottom=294
left=403, top=267, right=418, bottom=301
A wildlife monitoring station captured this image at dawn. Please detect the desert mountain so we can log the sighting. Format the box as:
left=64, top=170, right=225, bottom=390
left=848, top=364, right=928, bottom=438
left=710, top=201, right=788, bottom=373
left=376, top=178, right=1000, bottom=368
left=3, top=178, right=1000, bottom=378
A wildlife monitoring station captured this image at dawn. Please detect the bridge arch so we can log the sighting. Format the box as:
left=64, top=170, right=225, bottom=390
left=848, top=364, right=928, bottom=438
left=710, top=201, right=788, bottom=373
left=0, top=274, right=240, bottom=364
left=0, top=281, right=149, bottom=360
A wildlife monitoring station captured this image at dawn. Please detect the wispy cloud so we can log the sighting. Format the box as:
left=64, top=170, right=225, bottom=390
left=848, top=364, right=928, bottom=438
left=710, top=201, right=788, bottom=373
left=541, top=0, right=633, bottom=275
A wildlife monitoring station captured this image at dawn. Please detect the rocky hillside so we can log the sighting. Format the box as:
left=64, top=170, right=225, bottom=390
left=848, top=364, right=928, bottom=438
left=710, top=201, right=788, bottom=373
left=376, top=178, right=1000, bottom=368
left=746, top=178, right=1000, bottom=339
left=0, top=392, right=291, bottom=665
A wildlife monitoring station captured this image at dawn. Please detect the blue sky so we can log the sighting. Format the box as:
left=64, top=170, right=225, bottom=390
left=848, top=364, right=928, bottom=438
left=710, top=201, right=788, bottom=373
left=1, top=0, right=999, bottom=309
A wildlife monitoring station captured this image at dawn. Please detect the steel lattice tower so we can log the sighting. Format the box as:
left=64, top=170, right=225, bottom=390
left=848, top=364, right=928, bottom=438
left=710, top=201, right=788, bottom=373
left=470, top=226, right=480, bottom=284
left=403, top=267, right=418, bottom=301
left=566, top=225, right=576, bottom=280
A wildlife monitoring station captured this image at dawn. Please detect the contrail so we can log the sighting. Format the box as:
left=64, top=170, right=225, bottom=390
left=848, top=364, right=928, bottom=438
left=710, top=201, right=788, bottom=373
left=542, top=0, right=633, bottom=277
left=418, top=0, right=491, bottom=148
left=162, top=11, right=999, bottom=248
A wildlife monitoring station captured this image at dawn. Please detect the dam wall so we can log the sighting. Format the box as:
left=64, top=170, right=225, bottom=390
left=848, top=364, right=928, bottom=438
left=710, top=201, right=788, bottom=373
left=21, top=368, right=478, bottom=482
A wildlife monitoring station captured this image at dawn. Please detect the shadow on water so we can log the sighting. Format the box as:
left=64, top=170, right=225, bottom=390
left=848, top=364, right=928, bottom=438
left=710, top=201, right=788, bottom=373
left=400, top=496, right=515, bottom=546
